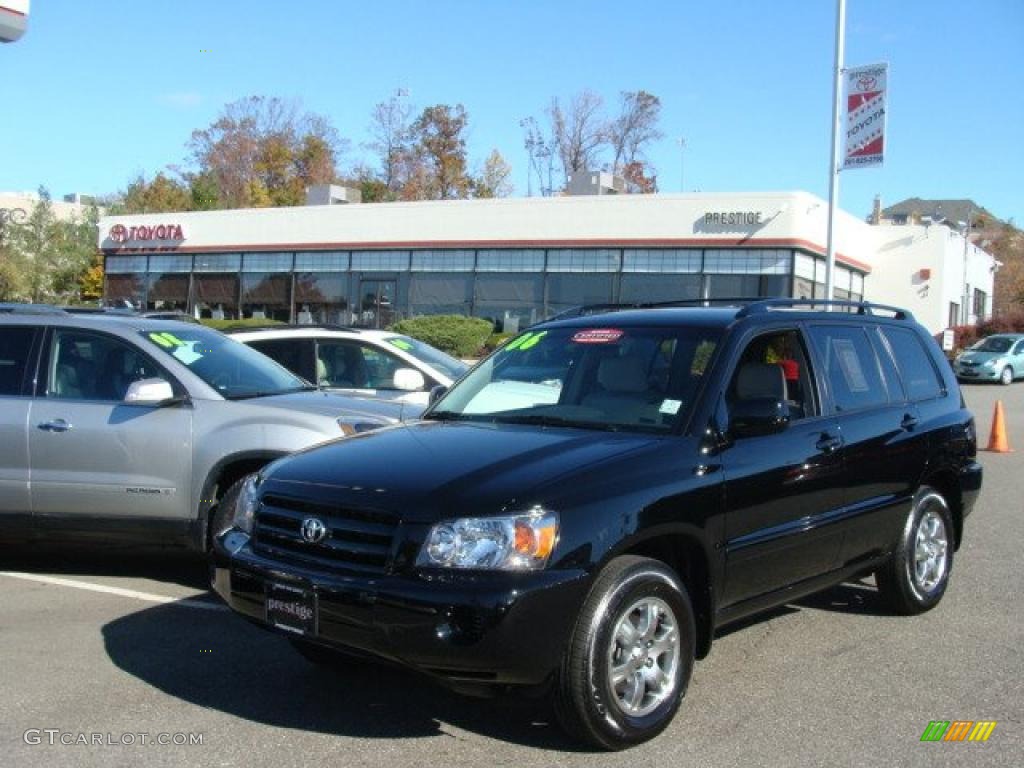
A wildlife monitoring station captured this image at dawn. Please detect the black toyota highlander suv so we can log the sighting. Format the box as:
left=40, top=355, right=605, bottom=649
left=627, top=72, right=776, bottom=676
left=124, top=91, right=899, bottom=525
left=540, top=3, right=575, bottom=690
left=212, top=299, right=982, bottom=750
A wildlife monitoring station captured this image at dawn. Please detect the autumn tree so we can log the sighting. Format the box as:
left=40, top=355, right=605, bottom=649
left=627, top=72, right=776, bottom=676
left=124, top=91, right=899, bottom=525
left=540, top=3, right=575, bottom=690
left=608, top=90, right=663, bottom=175
left=187, top=96, right=345, bottom=208
left=474, top=150, right=513, bottom=198
left=115, top=173, right=192, bottom=214
left=991, top=221, right=1024, bottom=314
left=550, top=90, right=606, bottom=181
left=3, top=187, right=98, bottom=302
left=367, top=91, right=414, bottom=196
left=409, top=104, right=472, bottom=200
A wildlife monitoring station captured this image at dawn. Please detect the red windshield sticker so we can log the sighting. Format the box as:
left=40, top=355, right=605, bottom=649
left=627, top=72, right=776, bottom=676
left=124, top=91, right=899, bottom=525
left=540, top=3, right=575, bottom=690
left=572, top=329, right=624, bottom=344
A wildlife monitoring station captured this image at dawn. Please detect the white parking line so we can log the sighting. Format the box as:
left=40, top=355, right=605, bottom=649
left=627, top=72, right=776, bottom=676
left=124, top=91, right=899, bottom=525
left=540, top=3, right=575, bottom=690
left=0, top=571, right=227, bottom=611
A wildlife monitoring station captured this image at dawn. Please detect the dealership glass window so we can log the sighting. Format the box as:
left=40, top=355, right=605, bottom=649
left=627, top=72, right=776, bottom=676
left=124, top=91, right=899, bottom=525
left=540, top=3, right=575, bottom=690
left=794, top=252, right=816, bottom=280
left=948, top=303, right=960, bottom=329
left=475, top=249, right=545, bottom=272
left=793, top=276, right=814, bottom=299
left=295, top=251, right=349, bottom=272
left=147, top=273, right=189, bottom=312
left=473, top=273, right=544, bottom=331
left=620, top=274, right=702, bottom=303
left=241, top=273, right=291, bottom=321
left=147, top=255, right=192, bottom=273
left=622, top=249, right=702, bottom=273
left=294, top=272, right=349, bottom=325
left=105, top=256, right=147, bottom=274
left=408, top=273, right=474, bottom=316
left=242, top=252, right=293, bottom=272
left=704, top=249, right=789, bottom=274
left=546, top=249, right=621, bottom=272
left=851, top=272, right=864, bottom=297
left=351, top=251, right=410, bottom=271
left=193, top=254, right=242, bottom=273
left=546, top=273, right=615, bottom=313
left=411, top=250, right=475, bottom=271
left=706, top=274, right=788, bottom=299
left=192, top=274, right=239, bottom=319
left=105, top=274, right=146, bottom=306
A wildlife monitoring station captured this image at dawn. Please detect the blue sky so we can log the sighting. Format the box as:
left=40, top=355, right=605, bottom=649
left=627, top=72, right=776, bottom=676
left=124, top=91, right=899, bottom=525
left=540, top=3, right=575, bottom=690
left=2, top=0, right=1022, bottom=223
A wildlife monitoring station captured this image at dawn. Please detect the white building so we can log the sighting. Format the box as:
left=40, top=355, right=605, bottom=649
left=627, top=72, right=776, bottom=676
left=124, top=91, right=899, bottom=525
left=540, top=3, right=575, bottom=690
left=97, top=190, right=996, bottom=335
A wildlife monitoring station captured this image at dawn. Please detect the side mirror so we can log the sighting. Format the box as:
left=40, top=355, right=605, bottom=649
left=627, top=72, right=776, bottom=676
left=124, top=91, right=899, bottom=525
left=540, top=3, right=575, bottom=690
left=393, top=367, right=426, bottom=392
left=124, top=377, right=177, bottom=406
left=428, top=384, right=448, bottom=406
left=730, top=398, right=790, bottom=438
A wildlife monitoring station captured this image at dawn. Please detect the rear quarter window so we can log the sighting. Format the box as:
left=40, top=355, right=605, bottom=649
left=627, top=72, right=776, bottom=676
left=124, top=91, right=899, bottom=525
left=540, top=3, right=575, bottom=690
left=807, top=325, right=887, bottom=412
left=880, top=327, right=944, bottom=401
left=0, top=327, right=37, bottom=396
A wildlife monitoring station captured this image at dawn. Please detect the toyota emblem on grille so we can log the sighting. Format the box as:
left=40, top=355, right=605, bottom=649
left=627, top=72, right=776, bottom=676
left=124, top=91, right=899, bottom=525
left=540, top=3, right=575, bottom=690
left=300, top=517, right=328, bottom=544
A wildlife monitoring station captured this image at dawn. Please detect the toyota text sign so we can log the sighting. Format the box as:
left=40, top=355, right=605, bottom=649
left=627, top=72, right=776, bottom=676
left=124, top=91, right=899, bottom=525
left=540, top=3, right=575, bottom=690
left=843, top=62, right=888, bottom=170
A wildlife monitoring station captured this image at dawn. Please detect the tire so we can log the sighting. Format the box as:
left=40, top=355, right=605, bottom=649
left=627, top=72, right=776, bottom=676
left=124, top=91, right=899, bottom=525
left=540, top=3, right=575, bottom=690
left=875, top=487, right=954, bottom=615
left=206, top=475, right=252, bottom=552
left=1000, top=366, right=1013, bottom=386
left=553, top=555, right=695, bottom=750
left=289, top=637, right=359, bottom=669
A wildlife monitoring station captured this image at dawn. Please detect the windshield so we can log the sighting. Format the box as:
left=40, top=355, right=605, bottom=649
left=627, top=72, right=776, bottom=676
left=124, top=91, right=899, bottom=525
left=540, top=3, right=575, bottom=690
left=141, top=328, right=311, bottom=399
left=427, top=326, right=720, bottom=433
left=385, top=335, right=468, bottom=380
left=971, top=337, right=1013, bottom=353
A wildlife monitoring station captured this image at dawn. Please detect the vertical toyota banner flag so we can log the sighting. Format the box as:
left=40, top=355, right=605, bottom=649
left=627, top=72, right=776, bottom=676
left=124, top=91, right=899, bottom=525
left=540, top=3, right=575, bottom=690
left=843, top=62, right=888, bottom=169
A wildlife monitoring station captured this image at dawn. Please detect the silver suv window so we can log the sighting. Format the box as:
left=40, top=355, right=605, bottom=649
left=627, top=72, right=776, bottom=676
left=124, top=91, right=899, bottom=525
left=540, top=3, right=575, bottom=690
left=141, top=327, right=312, bottom=400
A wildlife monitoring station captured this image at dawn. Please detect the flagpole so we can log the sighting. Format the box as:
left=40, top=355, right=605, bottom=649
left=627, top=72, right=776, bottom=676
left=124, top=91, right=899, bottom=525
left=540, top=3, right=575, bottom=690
left=825, top=0, right=846, bottom=304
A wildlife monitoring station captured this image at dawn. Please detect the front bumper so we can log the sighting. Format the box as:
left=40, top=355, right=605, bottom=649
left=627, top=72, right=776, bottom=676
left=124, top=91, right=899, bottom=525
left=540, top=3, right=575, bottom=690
left=955, top=364, right=1000, bottom=381
left=211, top=535, right=590, bottom=690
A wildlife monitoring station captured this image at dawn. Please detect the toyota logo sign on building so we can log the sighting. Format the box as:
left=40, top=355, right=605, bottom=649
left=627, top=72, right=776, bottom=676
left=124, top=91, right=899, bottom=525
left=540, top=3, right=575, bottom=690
left=108, top=223, right=186, bottom=245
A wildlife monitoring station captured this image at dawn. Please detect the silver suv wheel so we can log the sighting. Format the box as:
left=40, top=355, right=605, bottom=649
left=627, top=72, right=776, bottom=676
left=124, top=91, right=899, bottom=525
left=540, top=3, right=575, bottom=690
left=607, top=597, right=681, bottom=718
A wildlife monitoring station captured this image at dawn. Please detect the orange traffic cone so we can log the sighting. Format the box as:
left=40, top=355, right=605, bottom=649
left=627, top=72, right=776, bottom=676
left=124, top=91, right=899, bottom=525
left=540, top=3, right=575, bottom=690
left=984, top=400, right=1013, bottom=453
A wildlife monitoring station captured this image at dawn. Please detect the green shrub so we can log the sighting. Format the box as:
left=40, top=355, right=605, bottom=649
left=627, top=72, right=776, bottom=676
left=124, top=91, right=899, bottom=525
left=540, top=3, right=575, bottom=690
left=484, top=331, right=516, bottom=352
left=200, top=318, right=284, bottom=332
left=390, top=315, right=494, bottom=357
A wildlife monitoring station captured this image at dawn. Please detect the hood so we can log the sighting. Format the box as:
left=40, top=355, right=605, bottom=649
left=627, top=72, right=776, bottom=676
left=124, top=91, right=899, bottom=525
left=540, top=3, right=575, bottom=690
left=260, top=420, right=662, bottom=523
left=253, top=390, right=406, bottom=425
left=958, top=350, right=1005, bottom=364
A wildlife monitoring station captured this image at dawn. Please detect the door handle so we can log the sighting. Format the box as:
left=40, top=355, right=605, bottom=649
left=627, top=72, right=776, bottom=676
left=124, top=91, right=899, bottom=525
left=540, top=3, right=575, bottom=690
left=816, top=433, right=843, bottom=453
left=901, top=413, right=919, bottom=431
left=37, top=419, right=72, bottom=433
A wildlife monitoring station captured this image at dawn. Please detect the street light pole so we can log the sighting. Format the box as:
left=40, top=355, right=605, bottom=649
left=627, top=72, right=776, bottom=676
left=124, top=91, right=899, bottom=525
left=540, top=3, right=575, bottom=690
left=824, top=0, right=846, bottom=304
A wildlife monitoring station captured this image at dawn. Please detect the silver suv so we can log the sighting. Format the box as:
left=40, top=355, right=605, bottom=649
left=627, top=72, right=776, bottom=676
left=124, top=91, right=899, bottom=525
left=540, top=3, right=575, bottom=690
left=0, top=307, right=403, bottom=551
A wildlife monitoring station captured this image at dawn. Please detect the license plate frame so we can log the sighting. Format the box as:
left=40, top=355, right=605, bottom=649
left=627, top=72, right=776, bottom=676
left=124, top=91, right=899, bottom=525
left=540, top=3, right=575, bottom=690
left=265, top=582, right=317, bottom=636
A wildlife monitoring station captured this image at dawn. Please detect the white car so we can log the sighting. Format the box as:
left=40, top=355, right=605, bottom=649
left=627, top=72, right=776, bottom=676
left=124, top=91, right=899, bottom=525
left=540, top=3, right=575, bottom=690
left=230, top=326, right=469, bottom=407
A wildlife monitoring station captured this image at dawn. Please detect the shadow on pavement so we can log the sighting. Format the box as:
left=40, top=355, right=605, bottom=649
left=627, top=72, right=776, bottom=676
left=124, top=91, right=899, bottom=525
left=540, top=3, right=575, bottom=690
left=0, top=547, right=209, bottom=590
left=101, top=599, right=582, bottom=750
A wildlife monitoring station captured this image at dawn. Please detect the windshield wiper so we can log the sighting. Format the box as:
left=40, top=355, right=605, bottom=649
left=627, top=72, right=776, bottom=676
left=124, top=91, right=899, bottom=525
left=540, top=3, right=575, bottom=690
left=491, top=413, right=622, bottom=431
left=223, top=385, right=316, bottom=401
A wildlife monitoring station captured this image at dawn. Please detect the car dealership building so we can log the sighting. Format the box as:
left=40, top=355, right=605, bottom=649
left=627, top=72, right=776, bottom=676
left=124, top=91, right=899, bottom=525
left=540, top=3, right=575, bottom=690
left=98, top=190, right=996, bottom=335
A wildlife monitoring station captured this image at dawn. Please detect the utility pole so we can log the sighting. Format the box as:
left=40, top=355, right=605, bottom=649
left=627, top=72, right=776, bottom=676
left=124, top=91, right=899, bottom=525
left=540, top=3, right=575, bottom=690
left=961, top=206, right=973, bottom=325
left=824, top=0, right=846, bottom=303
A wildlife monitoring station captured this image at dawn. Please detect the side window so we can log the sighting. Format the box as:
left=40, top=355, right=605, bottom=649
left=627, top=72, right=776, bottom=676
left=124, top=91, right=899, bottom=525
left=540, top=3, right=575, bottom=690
left=880, top=327, right=944, bottom=401
left=316, top=340, right=412, bottom=390
left=48, top=330, right=160, bottom=402
left=1013, top=340, right=1024, bottom=356
left=0, top=327, right=37, bottom=396
left=249, top=339, right=313, bottom=382
left=807, top=325, right=887, bottom=413
left=727, top=329, right=818, bottom=421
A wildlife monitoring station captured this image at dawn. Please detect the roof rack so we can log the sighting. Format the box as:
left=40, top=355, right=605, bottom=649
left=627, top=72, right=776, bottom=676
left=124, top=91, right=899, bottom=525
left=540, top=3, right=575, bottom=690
left=223, top=323, right=363, bottom=334
left=545, top=298, right=759, bottom=322
left=735, top=299, right=913, bottom=320
left=0, top=302, right=69, bottom=315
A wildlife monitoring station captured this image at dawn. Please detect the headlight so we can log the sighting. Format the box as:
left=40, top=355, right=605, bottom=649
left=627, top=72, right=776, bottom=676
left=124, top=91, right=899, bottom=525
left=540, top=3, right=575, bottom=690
left=232, top=475, right=261, bottom=534
left=417, top=509, right=559, bottom=571
left=982, top=358, right=999, bottom=368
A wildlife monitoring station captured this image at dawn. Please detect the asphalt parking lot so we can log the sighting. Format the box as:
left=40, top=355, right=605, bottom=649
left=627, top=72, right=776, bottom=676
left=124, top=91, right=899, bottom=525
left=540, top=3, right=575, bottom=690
left=1, top=384, right=1021, bottom=768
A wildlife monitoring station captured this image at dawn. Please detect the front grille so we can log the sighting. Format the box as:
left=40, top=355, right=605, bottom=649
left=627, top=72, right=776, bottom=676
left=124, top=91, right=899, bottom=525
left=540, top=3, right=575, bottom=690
left=252, top=493, right=399, bottom=575
left=960, top=361, right=979, bottom=368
